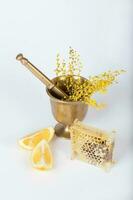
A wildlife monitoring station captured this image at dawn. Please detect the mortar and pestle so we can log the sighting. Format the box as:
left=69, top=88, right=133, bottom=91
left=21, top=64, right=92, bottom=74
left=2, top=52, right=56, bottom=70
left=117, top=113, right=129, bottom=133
left=16, top=54, right=88, bottom=138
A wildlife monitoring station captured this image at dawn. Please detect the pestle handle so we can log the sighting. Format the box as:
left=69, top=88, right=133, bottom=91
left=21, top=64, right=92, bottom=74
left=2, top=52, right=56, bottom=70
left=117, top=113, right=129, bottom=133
left=16, top=54, right=68, bottom=99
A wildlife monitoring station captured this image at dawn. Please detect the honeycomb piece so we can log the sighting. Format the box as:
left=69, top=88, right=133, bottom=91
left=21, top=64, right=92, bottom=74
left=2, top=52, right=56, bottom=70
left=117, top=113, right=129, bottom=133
left=69, top=120, right=115, bottom=170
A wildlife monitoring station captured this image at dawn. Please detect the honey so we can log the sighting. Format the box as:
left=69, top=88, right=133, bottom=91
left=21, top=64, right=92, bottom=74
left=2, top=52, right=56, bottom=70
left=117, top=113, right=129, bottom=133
left=69, top=120, right=115, bottom=170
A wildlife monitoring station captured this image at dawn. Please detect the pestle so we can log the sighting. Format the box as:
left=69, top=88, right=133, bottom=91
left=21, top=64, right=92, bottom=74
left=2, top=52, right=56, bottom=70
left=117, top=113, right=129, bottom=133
left=16, top=54, right=68, bottom=99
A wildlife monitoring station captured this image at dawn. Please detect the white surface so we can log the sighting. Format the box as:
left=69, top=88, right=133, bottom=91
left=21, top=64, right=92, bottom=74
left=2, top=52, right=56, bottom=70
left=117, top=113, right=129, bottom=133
left=0, top=0, right=132, bottom=200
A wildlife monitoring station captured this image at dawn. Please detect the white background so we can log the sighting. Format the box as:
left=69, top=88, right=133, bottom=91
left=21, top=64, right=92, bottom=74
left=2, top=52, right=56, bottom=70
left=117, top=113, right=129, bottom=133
left=0, top=0, right=132, bottom=200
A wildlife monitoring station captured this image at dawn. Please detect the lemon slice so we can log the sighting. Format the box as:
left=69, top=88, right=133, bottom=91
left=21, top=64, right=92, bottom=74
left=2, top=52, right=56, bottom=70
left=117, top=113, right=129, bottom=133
left=31, top=139, right=53, bottom=170
left=19, top=127, right=54, bottom=150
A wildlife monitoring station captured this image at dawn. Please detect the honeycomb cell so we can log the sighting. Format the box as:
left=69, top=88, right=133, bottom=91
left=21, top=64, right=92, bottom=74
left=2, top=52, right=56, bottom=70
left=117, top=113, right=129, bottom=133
left=70, top=120, right=115, bottom=170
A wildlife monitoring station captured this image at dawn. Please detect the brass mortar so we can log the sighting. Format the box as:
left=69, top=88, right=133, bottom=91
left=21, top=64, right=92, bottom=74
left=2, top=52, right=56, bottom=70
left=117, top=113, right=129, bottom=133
left=46, top=75, right=88, bottom=138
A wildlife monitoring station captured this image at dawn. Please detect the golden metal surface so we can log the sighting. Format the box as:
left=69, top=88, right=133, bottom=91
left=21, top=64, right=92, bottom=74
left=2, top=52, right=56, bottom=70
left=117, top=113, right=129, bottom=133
left=16, top=54, right=68, bottom=99
left=46, top=76, right=88, bottom=139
